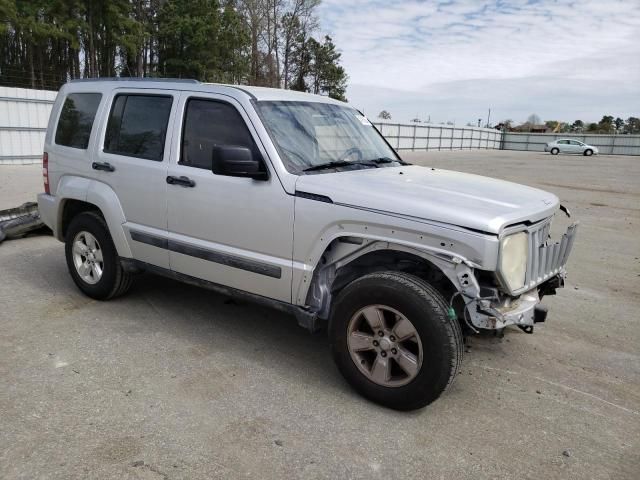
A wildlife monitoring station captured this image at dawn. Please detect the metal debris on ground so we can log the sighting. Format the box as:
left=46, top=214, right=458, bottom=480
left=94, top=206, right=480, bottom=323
left=0, top=201, right=48, bottom=243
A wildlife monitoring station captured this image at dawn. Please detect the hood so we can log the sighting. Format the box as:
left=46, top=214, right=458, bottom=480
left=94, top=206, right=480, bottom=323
left=295, top=165, right=559, bottom=235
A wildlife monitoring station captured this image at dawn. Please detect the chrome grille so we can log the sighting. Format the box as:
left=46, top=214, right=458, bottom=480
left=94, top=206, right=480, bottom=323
left=523, top=219, right=578, bottom=291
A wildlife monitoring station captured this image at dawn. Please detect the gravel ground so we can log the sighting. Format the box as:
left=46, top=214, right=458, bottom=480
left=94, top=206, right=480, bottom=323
left=1, top=151, right=639, bottom=479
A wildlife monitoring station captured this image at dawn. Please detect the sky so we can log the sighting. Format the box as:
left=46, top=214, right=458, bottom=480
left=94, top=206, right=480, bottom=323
left=317, top=0, right=640, bottom=125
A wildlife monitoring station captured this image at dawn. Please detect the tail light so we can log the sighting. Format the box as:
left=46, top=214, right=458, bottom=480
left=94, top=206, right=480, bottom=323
left=43, top=152, right=50, bottom=194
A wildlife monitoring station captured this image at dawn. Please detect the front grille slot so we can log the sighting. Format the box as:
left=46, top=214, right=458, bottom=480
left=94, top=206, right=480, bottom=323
left=523, top=219, right=578, bottom=290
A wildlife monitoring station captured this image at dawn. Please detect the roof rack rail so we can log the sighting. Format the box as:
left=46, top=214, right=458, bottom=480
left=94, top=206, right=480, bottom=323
left=69, top=77, right=199, bottom=84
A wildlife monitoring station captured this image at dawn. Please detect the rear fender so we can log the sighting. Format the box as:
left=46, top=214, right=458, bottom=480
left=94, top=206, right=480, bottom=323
left=55, top=176, right=132, bottom=257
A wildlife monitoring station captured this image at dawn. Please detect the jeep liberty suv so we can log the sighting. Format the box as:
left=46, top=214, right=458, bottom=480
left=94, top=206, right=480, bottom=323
left=37, top=79, right=578, bottom=410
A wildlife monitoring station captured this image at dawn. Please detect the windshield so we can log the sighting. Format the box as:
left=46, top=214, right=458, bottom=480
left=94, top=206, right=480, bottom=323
left=256, top=101, right=402, bottom=174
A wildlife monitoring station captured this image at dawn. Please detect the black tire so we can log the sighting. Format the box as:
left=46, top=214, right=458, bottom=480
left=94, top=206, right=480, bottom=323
left=550, top=148, right=559, bottom=155
left=329, top=271, right=463, bottom=410
left=584, top=149, right=593, bottom=156
left=64, top=211, right=132, bottom=300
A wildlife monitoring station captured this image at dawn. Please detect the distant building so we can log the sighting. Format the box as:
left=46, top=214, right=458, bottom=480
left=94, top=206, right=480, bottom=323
left=511, top=123, right=550, bottom=133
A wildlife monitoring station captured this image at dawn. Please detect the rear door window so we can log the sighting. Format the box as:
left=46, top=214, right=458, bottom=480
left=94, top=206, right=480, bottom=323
left=55, top=93, right=102, bottom=149
left=105, top=94, right=173, bottom=161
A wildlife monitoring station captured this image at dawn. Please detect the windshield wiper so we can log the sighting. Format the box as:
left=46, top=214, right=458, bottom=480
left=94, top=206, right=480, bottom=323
left=368, top=156, right=410, bottom=165
left=303, top=160, right=377, bottom=172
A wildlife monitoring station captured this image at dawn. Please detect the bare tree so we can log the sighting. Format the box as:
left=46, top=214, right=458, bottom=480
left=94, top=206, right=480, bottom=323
left=281, top=0, right=319, bottom=88
left=526, top=113, right=541, bottom=125
left=238, top=0, right=267, bottom=85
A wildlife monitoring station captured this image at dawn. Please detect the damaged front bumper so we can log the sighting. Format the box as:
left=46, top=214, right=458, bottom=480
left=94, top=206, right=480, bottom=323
left=466, top=276, right=561, bottom=330
left=456, top=218, right=577, bottom=331
left=451, top=260, right=561, bottom=331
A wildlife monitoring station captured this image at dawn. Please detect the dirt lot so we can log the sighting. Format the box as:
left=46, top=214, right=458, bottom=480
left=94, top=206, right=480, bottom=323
left=1, top=150, right=639, bottom=479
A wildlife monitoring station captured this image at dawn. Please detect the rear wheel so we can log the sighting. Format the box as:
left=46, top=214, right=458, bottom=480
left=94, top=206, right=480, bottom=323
left=550, top=147, right=559, bottom=155
left=65, top=212, right=132, bottom=300
left=329, top=271, right=463, bottom=410
left=584, top=149, right=593, bottom=156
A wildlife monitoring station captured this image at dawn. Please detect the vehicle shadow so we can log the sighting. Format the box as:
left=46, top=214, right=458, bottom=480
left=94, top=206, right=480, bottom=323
left=6, top=241, right=348, bottom=395
left=121, top=271, right=345, bottom=388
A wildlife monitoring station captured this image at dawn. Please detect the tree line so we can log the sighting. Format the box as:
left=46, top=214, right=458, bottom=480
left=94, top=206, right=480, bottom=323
left=377, top=110, right=640, bottom=134
left=502, top=114, right=640, bottom=134
left=0, top=0, right=348, bottom=101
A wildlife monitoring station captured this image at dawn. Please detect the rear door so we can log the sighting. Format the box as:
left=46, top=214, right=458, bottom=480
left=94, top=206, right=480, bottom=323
left=165, top=92, right=294, bottom=302
left=557, top=139, right=571, bottom=153
left=92, top=88, right=179, bottom=268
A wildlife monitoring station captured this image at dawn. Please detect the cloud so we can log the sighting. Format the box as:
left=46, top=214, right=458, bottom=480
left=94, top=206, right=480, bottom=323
left=317, top=0, right=640, bottom=123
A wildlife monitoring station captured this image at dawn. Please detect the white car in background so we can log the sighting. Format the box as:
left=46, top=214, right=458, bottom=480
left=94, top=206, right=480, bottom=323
left=545, top=139, right=598, bottom=156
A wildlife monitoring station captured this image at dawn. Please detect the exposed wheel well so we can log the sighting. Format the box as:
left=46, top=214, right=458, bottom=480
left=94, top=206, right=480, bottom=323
left=333, top=250, right=456, bottom=299
left=60, top=199, right=102, bottom=240
left=306, top=246, right=458, bottom=320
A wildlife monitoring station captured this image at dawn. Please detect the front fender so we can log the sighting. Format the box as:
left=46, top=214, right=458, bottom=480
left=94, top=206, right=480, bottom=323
left=292, top=200, right=497, bottom=307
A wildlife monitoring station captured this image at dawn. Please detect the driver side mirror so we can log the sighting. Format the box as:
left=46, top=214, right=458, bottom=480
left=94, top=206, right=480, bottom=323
left=211, top=145, right=268, bottom=181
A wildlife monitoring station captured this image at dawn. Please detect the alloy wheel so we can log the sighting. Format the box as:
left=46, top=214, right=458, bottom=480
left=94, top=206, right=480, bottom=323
left=347, top=304, right=423, bottom=387
left=71, top=231, right=104, bottom=285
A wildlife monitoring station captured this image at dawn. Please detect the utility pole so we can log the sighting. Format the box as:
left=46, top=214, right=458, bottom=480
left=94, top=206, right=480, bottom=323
left=486, top=108, right=491, bottom=128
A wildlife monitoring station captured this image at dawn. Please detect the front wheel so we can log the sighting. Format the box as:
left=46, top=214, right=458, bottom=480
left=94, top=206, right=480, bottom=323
left=584, top=149, right=593, bottom=156
left=329, top=272, right=463, bottom=410
left=550, top=147, right=559, bottom=155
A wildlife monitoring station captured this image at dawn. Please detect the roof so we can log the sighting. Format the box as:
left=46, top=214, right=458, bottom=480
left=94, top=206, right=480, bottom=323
left=208, top=84, right=346, bottom=104
left=68, top=77, right=346, bottom=105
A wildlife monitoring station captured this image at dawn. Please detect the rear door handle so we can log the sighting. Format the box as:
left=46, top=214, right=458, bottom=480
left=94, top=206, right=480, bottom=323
left=92, top=161, right=115, bottom=172
left=166, top=175, right=196, bottom=187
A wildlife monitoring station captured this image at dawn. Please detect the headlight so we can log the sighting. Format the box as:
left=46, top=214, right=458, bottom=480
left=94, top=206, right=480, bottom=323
left=499, top=232, right=528, bottom=292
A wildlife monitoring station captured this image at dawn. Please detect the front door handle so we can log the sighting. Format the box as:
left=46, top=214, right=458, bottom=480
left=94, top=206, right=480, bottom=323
left=92, top=161, right=115, bottom=172
left=166, top=175, right=196, bottom=187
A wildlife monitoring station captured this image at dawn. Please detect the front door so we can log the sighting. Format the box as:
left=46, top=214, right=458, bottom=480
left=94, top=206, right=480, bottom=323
left=568, top=140, right=583, bottom=153
left=165, top=93, right=294, bottom=302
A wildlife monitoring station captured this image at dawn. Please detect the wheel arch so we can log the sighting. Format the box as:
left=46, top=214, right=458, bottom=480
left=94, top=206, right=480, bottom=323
left=60, top=198, right=101, bottom=240
left=56, top=177, right=132, bottom=257
left=301, top=236, right=476, bottom=320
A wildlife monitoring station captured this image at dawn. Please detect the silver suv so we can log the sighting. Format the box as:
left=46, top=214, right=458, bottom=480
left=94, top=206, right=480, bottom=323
left=38, top=79, right=578, bottom=410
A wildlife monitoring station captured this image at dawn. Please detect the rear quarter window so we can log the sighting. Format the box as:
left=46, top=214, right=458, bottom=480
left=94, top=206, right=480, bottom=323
left=54, top=93, right=102, bottom=149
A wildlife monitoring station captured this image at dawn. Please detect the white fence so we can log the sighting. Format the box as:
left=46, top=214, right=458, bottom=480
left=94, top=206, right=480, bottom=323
left=1, top=87, right=638, bottom=165
left=373, top=122, right=501, bottom=151
left=0, top=86, right=56, bottom=164
left=503, top=132, right=640, bottom=155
